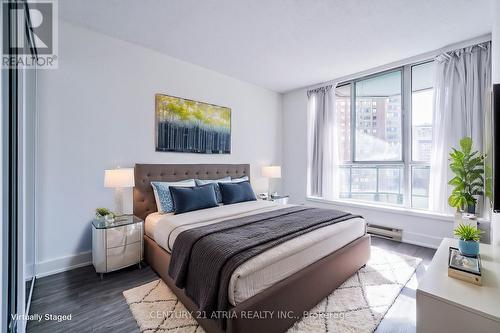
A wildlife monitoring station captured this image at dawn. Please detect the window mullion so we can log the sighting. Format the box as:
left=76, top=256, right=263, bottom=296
left=350, top=81, right=355, bottom=163
left=403, top=65, right=412, bottom=208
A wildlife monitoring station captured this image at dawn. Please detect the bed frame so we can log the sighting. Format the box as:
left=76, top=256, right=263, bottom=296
left=134, top=163, right=371, bottom=333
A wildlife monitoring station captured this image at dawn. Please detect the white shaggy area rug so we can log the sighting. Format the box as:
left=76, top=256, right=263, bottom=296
left=123, top=246, right=420, bottom=333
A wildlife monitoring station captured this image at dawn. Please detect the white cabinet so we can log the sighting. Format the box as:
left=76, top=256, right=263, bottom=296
left=92, top=215, right=143, bottom=277
left=417, top=238, right=500, bottom=333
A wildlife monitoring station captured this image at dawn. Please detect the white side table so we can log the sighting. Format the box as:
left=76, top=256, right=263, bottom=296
left=416, top=238, right=500, bottom=332
left=92, top=215, right=144, bottom=279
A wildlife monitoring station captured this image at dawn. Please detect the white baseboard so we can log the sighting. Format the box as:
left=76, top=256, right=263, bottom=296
left=402, top=231, right=442, bottom=249
left=36, top=251, right=92, bottom=278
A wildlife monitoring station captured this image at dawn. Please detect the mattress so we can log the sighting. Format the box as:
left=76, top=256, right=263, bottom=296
left=145, top=200, right=365, bottom=306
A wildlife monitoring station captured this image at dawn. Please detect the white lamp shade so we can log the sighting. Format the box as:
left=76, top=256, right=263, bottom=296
left=261, top=166, right=282, bottom=178
left=104, top=168, right=135, bottom=188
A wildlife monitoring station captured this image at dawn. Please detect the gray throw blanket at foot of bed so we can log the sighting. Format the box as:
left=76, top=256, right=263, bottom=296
left=168, top=206, right=360, bottom=327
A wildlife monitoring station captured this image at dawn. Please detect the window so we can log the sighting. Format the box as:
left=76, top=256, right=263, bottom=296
left=333, top=61, right=434, bottom=210
left=410, top=62, right=434, bottom=209
left=339, top=165, right=403, bottom=204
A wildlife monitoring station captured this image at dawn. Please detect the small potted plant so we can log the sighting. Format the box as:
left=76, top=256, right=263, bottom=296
left=453, top=223, right=483, bottom=257
left=448, top=137, right=486, bottom=215
left=95, top=207, right=115, bottom=221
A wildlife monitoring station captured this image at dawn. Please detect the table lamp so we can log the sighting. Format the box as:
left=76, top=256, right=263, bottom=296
left=261, top=165, right=281, bottom=197
left=104, top=168, right=135, bottom=216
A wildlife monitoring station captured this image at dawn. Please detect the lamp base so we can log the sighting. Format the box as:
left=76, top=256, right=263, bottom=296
left=114, top=188, right=124, bottom=216
left=268, top=179, right=279, bottom=199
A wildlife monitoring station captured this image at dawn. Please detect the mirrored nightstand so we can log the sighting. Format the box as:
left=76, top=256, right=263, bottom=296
left=267, top=195, right=290, bottom=205
left=92, top=215, right=143, bottom=279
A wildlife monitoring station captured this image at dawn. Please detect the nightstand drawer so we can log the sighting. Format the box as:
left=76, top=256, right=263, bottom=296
left=273, top=197, right=289, bottom=205
left=106, top=223, right=142, bottom=249
left=106, top=242, right=142, bottom=271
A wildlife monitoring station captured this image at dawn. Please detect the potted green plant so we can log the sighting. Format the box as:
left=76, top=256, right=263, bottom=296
left=447, top=137, right=485, bottom=215
left=95, top=207, right=114, bottom=221
left=453, top=223, right=483, bottom=257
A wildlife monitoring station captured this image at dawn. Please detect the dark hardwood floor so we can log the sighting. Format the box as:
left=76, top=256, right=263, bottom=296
left=27, top=237, right=435, bottom=333
left=27, top=264, right=158, bottom=333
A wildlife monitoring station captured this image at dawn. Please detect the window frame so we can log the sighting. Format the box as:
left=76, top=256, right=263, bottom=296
left=335, top=60, right=433, bottom=210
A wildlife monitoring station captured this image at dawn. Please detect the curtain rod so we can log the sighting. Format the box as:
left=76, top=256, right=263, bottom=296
left=438, top=41, right=489, bottom=60
left=294, top=33, right=491, bottom=93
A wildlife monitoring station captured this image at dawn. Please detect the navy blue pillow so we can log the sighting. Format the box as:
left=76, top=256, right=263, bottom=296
left=197, top=182, right=224, bottom=203
left=218, top=181, right=257, bottom=205
left=169, top=185, right=218, bottom=214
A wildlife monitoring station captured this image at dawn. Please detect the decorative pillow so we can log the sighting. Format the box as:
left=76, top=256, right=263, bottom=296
left=169, top=185, right=218, bottom=214
left=219, top=181, right=257, bottom=205
left=231, top=175, right=249, bottom=183
left=195, top=177, right=231, bottom=203
left=150, top=179, right=196, bottom=213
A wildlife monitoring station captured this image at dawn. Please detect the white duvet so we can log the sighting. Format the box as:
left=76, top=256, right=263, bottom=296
left=145, top=200, right=365, bottom=305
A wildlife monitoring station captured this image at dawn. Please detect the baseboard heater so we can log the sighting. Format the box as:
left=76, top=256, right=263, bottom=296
left=366, top=224, right=402, bottom=242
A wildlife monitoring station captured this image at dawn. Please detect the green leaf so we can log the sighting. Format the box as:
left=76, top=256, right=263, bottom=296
left=448, top=192, right=468, bottom=210
left=448, top=176, right=464, bottom=186
left=460, top=137, right=473, bottom=154
left=449, top=149, right=464, bottom=162
left=471, top=168, right=485, bottom=175
left=453, top=223, right=483, bottom=241
left=448, top=196, right=459, bottom=208
left=450, top=161, right=464, bottom=168
left=471, top=179, right=483, bottom=184
left=468, top=158, right=484, bottom=169
left=450, top=165, right=465, bottom=178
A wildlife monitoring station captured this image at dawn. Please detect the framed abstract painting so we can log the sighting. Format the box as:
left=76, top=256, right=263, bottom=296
left=155, top=93, right=231, bottom=154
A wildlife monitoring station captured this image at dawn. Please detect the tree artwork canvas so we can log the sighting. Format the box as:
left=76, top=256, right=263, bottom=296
left=155, top=94, right=231, bottom=154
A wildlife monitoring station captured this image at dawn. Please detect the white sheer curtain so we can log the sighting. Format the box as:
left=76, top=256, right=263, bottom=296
left=307, top=84, right=338, bottom=200
left=429, top=42, right=491, bottom=213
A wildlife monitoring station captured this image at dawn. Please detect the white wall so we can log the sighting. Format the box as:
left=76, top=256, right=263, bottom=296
left=282, top=88, right=455, bottom=249
left=35, top=21, right=282, bottom=276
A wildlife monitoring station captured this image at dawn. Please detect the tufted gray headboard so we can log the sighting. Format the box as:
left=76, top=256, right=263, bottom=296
left=133, top=163, right=250, bottom=220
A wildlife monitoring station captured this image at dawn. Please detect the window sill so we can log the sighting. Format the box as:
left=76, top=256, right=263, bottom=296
left=306, top=196, right=479, bottom=223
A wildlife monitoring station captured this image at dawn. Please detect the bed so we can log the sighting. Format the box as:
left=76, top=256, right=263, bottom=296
left=134, top=163, right=370, bottom=333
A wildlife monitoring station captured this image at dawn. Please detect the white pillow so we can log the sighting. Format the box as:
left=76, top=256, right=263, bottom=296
left=231, top=176, right=249, bottom=183
left=194, top=177, right=231, bottom=186
left=151, top=179, right=196, bottom=213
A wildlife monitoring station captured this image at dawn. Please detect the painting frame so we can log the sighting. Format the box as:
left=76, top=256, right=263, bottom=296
left=155, top=93, right=231, bottom=154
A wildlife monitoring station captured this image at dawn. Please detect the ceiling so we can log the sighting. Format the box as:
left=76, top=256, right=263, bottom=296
left=60, top=0, right=493, bottom=93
